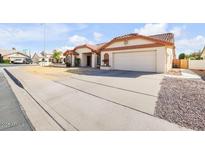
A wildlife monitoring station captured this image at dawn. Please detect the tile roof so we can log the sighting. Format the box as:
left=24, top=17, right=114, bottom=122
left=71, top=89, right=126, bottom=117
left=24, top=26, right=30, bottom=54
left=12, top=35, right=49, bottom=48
left=96, top=43, right=106, bottom=50
left=149, top=33, right=174, bottom=44
left=73, top=43, right=107, bottom=54
left=113, top=33, right=139, bottom=40
left=113, top=33, right=174, bottom=44
left=63, top=50, right=79, bottom=56
left=0, top=49, right=23, bottom=56
left=70, top=33, right=175, bottom=53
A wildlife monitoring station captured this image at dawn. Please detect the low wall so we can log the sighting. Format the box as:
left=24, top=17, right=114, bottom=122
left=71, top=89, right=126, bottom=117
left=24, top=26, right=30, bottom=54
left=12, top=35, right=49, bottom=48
left=189, top=60, right=205, bottom=70
left=39, top=61, right=52, bottom=66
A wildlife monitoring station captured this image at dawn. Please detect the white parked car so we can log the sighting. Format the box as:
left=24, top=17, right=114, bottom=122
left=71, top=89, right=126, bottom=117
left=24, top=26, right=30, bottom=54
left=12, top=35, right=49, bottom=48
left=13, top=58, right=25, bottom=64
left=12, top=58, right=32, bottom=64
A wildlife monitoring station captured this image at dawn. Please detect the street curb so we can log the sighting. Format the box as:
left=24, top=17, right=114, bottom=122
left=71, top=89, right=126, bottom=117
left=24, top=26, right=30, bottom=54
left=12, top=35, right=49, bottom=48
left=2, top=69, right=35, bottom=131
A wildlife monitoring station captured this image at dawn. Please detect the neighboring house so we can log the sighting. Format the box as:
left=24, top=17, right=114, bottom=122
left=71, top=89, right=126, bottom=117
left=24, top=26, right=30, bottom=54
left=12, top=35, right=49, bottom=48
left=3, top=51, right=31, bottom=63
left=201, top=46, right=205, bottom=59
left=32, top=53, right=41, bottom=63
left=64, top=33, right=175, bottom=73
left=32, top=52, right=54, bottom=64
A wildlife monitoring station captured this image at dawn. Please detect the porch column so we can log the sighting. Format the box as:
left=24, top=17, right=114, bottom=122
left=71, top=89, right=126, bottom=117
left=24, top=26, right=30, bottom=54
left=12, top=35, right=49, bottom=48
left=92, top=53, right=97, bottom=68
left=71, top=55, right=75, bottom=66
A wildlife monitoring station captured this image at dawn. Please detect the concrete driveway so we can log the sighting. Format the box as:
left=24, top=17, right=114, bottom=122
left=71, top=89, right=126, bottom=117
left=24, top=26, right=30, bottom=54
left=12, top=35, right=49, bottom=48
left=58, top=69, right=164, bottom=115
left=5, top=67, right=187, bottom=130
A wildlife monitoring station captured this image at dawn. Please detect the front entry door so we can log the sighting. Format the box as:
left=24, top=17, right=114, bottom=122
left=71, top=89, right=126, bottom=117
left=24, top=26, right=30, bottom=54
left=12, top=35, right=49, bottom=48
left=87, top=56, right=91, bottom=67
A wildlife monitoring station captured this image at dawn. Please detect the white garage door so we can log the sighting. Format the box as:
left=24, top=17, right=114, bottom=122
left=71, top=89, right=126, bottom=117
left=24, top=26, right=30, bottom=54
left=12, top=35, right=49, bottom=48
left=113, top=51, right=156, bottom=72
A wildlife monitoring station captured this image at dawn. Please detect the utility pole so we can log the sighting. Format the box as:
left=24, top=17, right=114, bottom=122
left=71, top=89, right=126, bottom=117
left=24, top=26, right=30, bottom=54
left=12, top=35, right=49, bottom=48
left=43, top=23, right=46, bottom=54
left=41, top=23, right=46, bottom=66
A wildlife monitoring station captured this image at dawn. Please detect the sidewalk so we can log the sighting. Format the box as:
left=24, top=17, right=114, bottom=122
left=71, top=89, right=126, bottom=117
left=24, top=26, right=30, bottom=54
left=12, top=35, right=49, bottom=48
left=181, top=69, right=201, bottom=79
left=166, top=69, right=201, bottom=79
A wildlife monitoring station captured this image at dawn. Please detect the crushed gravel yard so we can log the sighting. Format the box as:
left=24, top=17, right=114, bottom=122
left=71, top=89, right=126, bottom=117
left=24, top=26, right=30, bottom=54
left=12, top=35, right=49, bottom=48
left=154, top=77, right=205, bottom=131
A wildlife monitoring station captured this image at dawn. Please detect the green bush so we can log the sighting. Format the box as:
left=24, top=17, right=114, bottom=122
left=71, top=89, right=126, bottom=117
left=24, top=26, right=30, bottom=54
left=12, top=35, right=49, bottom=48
left=189, top=57, right=196, bottom=60
left=75, top=58, right=80, bottom=67
left=3, top=59, right=10, bottom=64
left=179, top=53, right=185, bottom=59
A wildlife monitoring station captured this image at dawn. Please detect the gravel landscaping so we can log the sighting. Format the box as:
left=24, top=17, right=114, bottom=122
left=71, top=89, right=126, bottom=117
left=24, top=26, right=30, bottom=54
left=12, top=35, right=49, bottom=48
left=154, top=77, right=205, bottom=130
left=191, top=70, right=205, bottom=81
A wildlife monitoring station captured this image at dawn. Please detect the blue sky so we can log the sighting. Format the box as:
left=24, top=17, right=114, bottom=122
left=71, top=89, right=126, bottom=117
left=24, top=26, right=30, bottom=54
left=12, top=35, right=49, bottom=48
left=0, top=23, right=205, bottom=56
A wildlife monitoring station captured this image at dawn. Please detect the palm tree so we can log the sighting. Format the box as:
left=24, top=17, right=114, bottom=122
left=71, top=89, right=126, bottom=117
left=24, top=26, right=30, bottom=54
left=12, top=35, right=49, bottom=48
left=52, top=50, right=62, bottom=63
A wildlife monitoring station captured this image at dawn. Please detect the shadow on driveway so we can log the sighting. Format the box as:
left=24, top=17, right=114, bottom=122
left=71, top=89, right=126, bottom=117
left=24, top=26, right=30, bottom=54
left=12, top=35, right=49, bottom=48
left=66, top=68, right=158, bottom=78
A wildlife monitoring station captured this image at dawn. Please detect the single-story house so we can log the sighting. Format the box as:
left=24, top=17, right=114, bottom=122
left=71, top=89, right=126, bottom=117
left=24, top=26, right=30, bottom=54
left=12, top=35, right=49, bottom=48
left=201, top=46, right=205, bottom=59
left=32, top=52, right=54, bottom=64
left=64, top=33, right=175, bottom=73
left=2, top=50, right=31, bottom=63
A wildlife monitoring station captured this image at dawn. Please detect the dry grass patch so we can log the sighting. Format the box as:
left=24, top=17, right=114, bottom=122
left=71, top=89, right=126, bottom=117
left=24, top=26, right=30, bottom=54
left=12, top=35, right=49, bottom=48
left=21, top=66, right=71, bottom=80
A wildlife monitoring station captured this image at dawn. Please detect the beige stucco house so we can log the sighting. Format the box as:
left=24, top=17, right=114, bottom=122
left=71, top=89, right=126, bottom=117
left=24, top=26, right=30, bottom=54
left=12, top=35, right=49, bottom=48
left=2, top=51, right=31, bottom=63
left=64, top=33, right=175, bottom=73
left=64, top=44, right=104, bottom=67
left=201, top=46, right=205, bottom=59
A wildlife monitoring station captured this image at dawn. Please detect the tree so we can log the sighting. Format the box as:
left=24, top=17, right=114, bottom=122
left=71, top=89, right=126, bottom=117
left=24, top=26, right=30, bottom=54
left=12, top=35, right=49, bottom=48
left=52, top=50, right=62, bottom=63
left=188, top=51, right=202, bottom=60
left=179, top=53, right=185, bottom=59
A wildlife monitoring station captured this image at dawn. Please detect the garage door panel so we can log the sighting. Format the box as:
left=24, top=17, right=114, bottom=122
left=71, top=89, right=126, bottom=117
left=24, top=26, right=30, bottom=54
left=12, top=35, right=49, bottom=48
left=113, top=51, right=156, bottom=72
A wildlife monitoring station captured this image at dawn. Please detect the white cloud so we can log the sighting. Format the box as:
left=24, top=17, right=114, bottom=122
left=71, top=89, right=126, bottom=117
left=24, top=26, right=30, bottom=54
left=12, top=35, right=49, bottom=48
left=93, top=32, right=103, bottom=41
left=59, top=46, right=74, bottom=51
left=176, top=35, right=205, bottom=52
left=134, top=24, right=204, bottom=54
left=170, top=25, right=186, bottom=37
left=134, top=23, right=168, bottom=35
left=134, top=23, right=186, bottom=38
left=0, top=24, right=71, bottom=49
left=68, top=35, right=92, bottom=46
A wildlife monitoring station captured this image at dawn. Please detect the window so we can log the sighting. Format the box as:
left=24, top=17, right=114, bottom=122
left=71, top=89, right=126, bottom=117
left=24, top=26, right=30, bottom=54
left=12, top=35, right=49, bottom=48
left=103, top=53, right=109, bottom=66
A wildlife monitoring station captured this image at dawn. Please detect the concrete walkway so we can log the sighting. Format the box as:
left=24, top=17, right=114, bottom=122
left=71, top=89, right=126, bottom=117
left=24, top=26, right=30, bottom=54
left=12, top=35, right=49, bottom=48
left=0, top=69, right=32, bottom=131
left=7, top=68, right=188, bottom=130
left=181, top=69, right=201, bottom=79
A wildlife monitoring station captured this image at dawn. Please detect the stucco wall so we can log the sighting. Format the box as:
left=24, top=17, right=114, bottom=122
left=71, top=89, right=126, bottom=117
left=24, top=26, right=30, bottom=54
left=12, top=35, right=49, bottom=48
left=75, top=48, right=92, bottom=67
left=75, top=48, right=92, bottom=54
left=107, top=38, right=153, bottom=48
left=166, top=48, right=174, bottom=71
left=74, top=47, right=98, bottom=68
left=189, top=60, right=205, bottom=69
